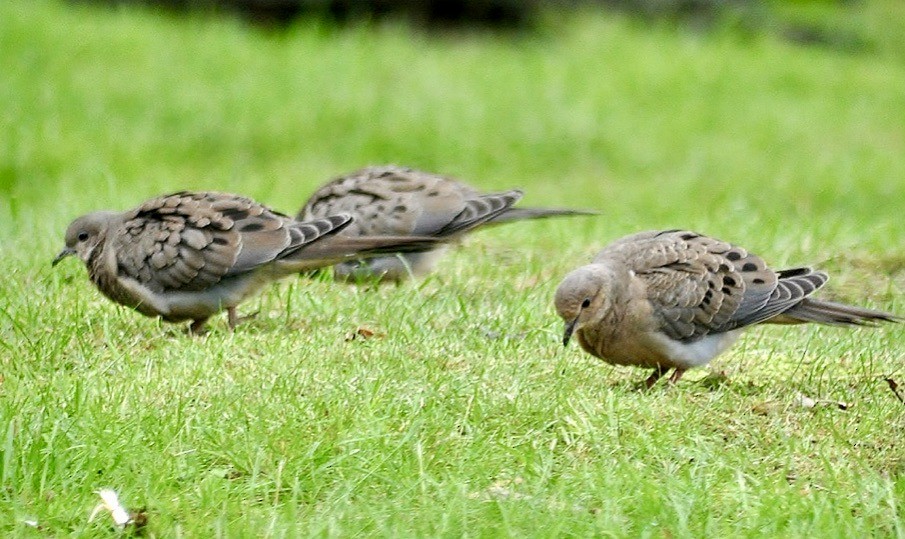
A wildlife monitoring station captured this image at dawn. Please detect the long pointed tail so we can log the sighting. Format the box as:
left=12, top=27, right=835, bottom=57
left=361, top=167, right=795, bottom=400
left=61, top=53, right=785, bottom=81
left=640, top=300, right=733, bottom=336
left=434, top=190, right=524, bottom=236
left=486, top=207, right=600, bottom=225
left=281, top=234, right=440, bottom=271
left=778, top=298, right=901, bottom=326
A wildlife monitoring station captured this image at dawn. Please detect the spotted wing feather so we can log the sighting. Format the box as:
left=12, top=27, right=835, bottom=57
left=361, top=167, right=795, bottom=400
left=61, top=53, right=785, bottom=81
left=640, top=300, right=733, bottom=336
left=299, top=166, right=471, bottom=237
left=615, top=231, right=745, bottom=341
left=602, top=230, right=830, bottom=342
left=112, top=191, right=351, bottom=293
left=113, top=193, right=241, bottom=293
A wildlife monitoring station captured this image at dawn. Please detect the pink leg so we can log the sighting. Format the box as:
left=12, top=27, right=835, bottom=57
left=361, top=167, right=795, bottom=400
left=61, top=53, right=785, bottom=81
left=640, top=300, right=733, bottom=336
left=227, top=308, right=258, bottom=330
left=643, top=367, right=669, bottom=389
left=189, top=318, right=209, bottom=335
left=668, top=369, right=686, bottom=385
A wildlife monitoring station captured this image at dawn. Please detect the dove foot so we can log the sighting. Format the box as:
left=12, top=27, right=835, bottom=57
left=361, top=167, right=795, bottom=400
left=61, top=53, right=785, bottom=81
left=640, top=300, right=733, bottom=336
left=637, top=366, right=669, bottom=390
left=635, top=367, right=687, bottom=390
left=188, top=318, right=210, bottom=335
left=227, top=308, right=259, bottom=330
left=668, top=369, right=686, bottom=385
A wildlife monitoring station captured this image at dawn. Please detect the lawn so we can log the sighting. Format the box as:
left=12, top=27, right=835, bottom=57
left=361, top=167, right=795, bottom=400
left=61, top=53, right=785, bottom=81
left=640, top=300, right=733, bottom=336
left=1, top=0, right=903, bottom=536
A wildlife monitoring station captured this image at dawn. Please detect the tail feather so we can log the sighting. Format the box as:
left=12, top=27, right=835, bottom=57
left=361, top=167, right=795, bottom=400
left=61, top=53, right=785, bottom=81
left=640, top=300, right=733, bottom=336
left=281, top=234, right=439, bottom=271
left=281, top=214, right=354, bottom=257
left=486, top=207, right=600, bottom=225
left=435, top=190, right=523, bottom=237
left=776, top=298, right=901, bottom=327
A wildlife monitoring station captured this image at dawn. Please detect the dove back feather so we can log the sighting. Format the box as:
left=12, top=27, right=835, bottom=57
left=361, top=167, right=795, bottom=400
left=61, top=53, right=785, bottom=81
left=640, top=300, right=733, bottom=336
left=111, top=192, right=352, bottom=294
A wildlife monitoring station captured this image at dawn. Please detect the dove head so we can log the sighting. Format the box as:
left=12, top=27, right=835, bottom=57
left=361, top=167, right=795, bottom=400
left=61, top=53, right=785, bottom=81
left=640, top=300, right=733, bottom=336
left=53, top=211, right=120, bottom=267
left=555, top=264, right=614, bottom=347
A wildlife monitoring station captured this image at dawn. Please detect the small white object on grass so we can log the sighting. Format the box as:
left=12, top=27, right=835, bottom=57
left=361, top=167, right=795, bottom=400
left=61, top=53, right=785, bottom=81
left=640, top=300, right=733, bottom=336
left=89, top=489, right=132, bottom=527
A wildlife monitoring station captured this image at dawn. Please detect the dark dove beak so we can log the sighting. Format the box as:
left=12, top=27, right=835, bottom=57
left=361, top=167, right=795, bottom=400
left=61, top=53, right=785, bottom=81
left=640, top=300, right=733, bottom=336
left=562, top=317, right=579, bottom=347
left=52, top=247, right=76, bottom=267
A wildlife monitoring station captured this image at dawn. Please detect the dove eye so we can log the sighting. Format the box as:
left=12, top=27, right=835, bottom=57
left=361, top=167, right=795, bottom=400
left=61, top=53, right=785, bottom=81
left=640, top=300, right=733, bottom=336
left=581, top=298, right=591, bottom=309
left=77, top=231, right=89, bottom=242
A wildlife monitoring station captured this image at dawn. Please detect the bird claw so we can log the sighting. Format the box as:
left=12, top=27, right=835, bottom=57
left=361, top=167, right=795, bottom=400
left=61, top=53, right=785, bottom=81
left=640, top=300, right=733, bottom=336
left=227, top=308, right=259, bottom=330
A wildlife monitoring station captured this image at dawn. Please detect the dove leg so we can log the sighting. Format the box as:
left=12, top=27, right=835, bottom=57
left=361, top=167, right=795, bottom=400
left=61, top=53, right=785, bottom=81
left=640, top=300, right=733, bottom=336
left=227, top=307, right=242, bottom=330
left=668, top=369, right=686, bottom=385
left=643, top=366, right=669, bottom=389
left=227, top=308, right=259, bottom=330
left=188, top=318, right=210, bottom=335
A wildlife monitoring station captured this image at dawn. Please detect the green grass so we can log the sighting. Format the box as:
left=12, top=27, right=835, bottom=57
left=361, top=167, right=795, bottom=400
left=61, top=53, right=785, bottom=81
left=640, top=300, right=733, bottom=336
left=1, top=0, right=904, bottom=536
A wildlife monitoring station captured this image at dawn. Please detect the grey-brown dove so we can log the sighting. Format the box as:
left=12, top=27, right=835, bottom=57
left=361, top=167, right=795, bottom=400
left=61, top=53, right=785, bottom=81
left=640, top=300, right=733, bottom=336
left=555, top=230, right=900, bottom=388
left=53, top=191, right=442, bottom=333
left=297, top=165, right=598, bottom=282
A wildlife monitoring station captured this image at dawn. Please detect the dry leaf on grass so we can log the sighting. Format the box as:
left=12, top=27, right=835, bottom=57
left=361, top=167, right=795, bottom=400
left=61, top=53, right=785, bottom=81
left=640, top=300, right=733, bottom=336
left=884, top=377, right=904, bottom=405
left=752, top=401, right=781, bottom=416
left=796, top=393, right=849, bottom=410
left=756, top=392, right=850, bottom=415
left=345, top=326, right=385, bottom=341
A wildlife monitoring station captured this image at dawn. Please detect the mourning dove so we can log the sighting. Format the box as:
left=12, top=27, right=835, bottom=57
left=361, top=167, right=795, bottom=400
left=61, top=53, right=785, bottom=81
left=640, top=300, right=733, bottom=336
left=53, top=191, right=441, bottom=333
left=555, top=230, right=900, bottom=388
left=297, top=165, right=598, bottom=282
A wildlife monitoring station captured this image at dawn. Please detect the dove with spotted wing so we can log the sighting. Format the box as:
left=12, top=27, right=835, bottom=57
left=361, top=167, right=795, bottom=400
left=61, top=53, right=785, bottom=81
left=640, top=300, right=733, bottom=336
left=297, top=165, right=598, bottom=282
left=555, top=230, right=900, bottom=388
left=53, top=191, right=440, bottom=332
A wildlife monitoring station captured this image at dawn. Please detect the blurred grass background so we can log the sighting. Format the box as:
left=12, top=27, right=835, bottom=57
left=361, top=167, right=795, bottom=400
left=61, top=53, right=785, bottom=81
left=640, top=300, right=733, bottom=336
left=0, top=0, right=903, bottom=535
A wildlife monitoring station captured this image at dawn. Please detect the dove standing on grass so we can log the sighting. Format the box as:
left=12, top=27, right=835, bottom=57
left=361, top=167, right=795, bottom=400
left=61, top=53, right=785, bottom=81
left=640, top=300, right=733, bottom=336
left=53, top=191, right=440, bottom=333
left=297, top=165, right=598, bottom=282
left=555, top=230, right=900, bottom=388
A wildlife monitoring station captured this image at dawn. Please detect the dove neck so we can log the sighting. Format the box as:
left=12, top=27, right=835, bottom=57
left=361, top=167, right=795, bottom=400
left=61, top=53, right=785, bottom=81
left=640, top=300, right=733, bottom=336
left=87, top=230, right=116, bottom=290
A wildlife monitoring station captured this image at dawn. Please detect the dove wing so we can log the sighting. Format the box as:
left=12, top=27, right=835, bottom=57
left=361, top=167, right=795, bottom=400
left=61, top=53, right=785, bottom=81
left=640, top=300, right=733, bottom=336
left=600, top=230, right=826, bottom=342
left=300, top=165, right=474, bottom=237
left=112, top=191, right=352, bottom=293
